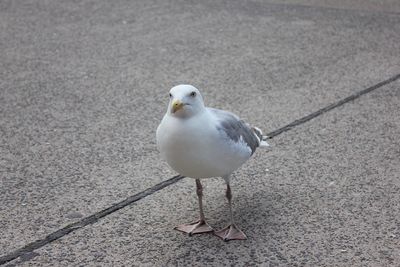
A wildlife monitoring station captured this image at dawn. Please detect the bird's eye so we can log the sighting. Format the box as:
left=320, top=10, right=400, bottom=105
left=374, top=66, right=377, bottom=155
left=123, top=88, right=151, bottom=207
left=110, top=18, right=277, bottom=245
left=169, top=93, right=172, bottom=98
left=190, top=91, right=196, bottom=97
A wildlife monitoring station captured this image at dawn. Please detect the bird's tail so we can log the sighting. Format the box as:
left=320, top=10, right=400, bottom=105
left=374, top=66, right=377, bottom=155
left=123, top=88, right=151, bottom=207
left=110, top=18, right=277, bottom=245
left=252, top=127, right=270, bottom=148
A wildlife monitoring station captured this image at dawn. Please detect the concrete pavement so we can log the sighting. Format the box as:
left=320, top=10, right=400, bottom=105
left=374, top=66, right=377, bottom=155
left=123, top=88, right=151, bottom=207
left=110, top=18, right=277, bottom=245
left=1, top=0, right=399, bottom=266
left=7, top=80, right=400, bottom=266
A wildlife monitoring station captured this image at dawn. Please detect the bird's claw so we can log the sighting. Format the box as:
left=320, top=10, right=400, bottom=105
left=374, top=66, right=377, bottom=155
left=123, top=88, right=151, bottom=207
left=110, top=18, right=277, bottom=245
left=214, top=224, right=247, bottom=241
left=175, top=220, right=213, bottom=235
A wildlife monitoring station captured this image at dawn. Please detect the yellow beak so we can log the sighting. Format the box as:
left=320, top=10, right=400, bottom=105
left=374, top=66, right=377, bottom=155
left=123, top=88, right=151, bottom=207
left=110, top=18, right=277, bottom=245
left=171, top=99, right=184, bottom=113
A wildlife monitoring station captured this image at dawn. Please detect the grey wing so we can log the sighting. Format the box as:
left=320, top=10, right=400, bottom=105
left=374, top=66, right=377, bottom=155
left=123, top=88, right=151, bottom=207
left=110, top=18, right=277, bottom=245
left=209, top=108, right=261, bottom=155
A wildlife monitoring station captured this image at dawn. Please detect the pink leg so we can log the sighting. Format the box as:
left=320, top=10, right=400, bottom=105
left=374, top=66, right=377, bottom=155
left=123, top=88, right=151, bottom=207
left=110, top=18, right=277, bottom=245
left=214, top=183, right=247, bottom=241
left=175, top=179, right=213, bottom=235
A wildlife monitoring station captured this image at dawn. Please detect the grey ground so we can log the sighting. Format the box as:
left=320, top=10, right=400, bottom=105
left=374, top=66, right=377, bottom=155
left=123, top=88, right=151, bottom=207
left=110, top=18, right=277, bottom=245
left=0, top=0, right=399, bottom=266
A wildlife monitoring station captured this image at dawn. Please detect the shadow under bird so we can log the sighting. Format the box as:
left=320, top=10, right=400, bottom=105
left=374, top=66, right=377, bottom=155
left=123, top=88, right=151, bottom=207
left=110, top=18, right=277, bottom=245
left=156, top=84, right=269, bottom=241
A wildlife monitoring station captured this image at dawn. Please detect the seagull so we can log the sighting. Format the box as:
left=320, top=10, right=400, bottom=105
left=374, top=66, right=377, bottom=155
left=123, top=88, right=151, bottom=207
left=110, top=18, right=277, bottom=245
left=156, top=84, right=269, bottom=241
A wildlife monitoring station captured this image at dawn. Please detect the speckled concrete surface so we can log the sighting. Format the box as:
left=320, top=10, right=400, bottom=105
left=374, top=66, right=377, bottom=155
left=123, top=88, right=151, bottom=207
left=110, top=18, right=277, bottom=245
left=261, top=0, right=400, bottom=13
left=1, top=0, right=399, bottom=265
left=5, top=80, right=400, bottom=266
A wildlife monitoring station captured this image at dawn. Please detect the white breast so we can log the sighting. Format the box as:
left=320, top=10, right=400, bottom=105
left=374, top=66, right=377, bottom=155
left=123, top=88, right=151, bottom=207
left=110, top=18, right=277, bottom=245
left=156, top=111, right=251, bottom=178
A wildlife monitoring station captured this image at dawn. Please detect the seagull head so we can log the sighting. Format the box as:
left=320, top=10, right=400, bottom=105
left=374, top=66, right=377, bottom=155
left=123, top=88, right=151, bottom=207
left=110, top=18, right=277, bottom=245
left=167, top=84, right=205, bottom=118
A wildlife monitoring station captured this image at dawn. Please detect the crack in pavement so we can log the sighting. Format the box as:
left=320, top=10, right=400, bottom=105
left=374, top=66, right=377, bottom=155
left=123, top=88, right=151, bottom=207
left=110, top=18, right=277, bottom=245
left=266, top=73, right=400, bottom=138
left=1, top=73, right=399, bottom=265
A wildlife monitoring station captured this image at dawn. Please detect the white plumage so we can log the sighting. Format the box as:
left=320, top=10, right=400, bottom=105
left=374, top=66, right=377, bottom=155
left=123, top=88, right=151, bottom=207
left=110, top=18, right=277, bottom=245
left=156, top=84, right=269, bottom=241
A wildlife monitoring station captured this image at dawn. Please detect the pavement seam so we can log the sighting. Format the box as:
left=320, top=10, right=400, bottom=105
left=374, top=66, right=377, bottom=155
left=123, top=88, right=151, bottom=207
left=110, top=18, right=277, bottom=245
left=267, top=73, right=400, bottom=138
left=1, top=73, right=399, bottom=265
left=0, top=175, right=184, bottom=265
